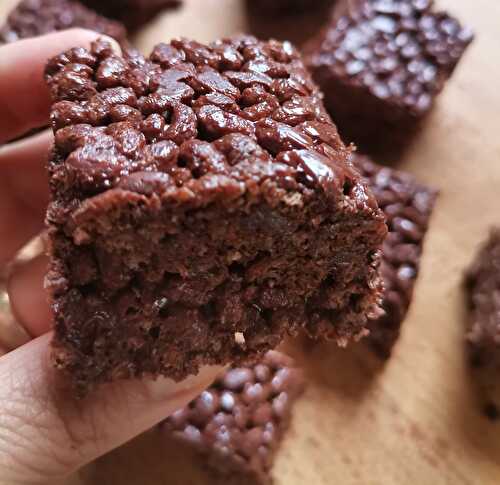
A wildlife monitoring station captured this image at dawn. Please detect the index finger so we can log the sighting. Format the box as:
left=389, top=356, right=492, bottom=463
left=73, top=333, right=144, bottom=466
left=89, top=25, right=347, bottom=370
left=0, top=28, right=120, bottom=144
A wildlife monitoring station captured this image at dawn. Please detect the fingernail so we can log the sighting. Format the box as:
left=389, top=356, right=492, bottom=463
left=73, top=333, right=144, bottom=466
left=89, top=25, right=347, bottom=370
left=65, top=29, right=122, bottom=56
left=99, top=35, right=122, bottom=56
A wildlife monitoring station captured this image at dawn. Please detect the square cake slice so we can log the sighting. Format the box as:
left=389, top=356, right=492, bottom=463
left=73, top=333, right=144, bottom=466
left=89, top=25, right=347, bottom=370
left=304, top=0, right=473, bottom=152
left=464, top=229, right=500, bottom=418
left=247, top=0, right=329, bottom=14
left=82, top=0, right=182, bottom=30
left=465, top=229, right=500, bottom=366
left=161, top=351, right=305, bottom=485
left=45, top=36, right=386, bottom=393
left=0, top=0, right=127, bottom=46
left=352, top=154, right=437, bottom=357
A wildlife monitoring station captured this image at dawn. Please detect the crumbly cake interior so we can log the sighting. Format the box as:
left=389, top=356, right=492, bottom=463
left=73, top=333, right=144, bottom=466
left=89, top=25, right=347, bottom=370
left=51, top=182, right=381, bottom=387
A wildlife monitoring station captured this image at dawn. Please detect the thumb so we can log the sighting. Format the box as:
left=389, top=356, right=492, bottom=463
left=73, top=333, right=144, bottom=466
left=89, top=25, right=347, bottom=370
left=0, top=333, right=220, bottom=484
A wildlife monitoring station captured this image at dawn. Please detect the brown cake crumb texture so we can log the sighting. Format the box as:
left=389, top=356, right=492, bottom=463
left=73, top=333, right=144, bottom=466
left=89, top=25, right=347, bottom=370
left=82, top=0, right=182, bottom=30
left=45, top=36, right=386, bottom=393
left=0, top=0, right=127, bottom=45
left=352, top=154, right=437, bottom=357
left=305, top=0, right=473, bottom=149
left=465, top=229, right=500, bottom=366
left=162, top=351, right=305, bottom=485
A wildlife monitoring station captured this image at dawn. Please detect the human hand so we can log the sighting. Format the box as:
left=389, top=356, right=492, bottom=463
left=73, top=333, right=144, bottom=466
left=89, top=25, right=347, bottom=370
left=0, top=30, right=220, bottom=485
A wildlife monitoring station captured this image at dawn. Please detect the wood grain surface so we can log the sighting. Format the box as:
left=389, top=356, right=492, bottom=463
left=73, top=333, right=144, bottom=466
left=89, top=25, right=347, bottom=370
left=2, top=0, right=499, bottom=483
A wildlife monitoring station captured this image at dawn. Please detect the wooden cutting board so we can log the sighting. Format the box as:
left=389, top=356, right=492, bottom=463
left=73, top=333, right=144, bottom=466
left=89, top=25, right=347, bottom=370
left=2, top=0, right=500, bottom=483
